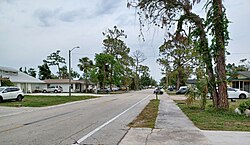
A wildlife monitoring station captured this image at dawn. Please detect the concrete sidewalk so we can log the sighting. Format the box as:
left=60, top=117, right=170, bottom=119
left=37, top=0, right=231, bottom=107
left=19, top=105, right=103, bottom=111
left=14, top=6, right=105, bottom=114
left=119, top=95, right=212, bottom=145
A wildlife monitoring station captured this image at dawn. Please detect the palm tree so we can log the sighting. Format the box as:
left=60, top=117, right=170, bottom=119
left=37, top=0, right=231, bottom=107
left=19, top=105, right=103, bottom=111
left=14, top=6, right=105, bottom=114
left=78, top=57, right=93, bottom=92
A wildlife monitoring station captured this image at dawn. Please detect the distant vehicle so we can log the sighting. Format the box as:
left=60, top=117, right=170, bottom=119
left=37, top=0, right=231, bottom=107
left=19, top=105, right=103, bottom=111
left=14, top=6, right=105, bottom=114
left=227, top=87, right=249, bottom=99
left=0, top=86, right=24, bottom=102
left=111, top=87, right=120, bottom=92
left=176, top=86, right=188, bottom=94
left=97, top=88, right=110, bottom=93
left=42, top=86, right=63, bottom=93
left=168, top=86, right=174, bottom=91
left=153, top=87, right=164, bottom=95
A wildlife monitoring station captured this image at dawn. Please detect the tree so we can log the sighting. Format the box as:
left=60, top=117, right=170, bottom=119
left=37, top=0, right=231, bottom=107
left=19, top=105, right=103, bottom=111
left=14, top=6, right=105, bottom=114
left=28, top=68, right=36, bottom=78
left=206, top=0, right=230, bottom=109
left=132, top=50, right=146, bottom=90
left=226, top=63, right=248, bottom=77
left=20, top=67, right=36, bottom=78
left=38, top=63, right=52, bottom=80
left=128, top=0, right=230, bottom=109
left=19, top=67, right=28, bottom=74
left=78, top=57, right=94, bottom=92
left=78, top=57, right=94, bottom=79
left=102, top=26, right=130, bottom=90
left=59, top=65, right=68, bottom=79
left=71, top=70, right=80, bottom=79
left=158, top=33, right=195, bottom=89
left=94, top=53, right=116, bottom=88
left=139, top=65, right=150, bottom=87
left=44, top=50, right=66, bottom=79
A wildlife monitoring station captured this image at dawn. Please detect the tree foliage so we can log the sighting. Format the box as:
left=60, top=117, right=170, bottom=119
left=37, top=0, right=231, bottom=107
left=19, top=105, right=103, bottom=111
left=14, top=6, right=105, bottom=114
left=44, top=50, right=66, bottom=79
left=132, top=50, right=146, bottom=90
left=102, top=26, right=133, bottom=90
left=128, top=0, right=230, bottom=109
left=158, top=33, right=195, bottom=89
left=78, top=57, right=94, bottom=79
left=38, top=63, right=52, bottom=80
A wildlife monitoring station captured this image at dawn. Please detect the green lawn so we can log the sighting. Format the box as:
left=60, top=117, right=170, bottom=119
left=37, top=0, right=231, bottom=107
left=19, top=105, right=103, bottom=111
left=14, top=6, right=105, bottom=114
left=0, top=95, right=98, bottom=107
left=129, top=99, right=160, bottom=128
left=175, top=99, right=250, bottom=131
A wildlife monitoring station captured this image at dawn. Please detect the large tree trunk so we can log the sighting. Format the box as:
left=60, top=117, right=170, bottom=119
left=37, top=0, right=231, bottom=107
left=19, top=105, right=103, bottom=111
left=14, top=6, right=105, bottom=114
left=213, top=0, right=229, bottom=109
left=109, top=64, right=113, bottom=91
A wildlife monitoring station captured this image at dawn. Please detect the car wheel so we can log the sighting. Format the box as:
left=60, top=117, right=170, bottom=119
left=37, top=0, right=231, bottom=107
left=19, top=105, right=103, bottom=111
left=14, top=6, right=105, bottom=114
left=239, top=94, right=246, bottom=99
left=0, top=96, right=3, bottom=103
left=16, top=95, right=23, bottom=102
left=54, top=90, right=58, bottom=93
left=42, top=90, right=47, bottom=93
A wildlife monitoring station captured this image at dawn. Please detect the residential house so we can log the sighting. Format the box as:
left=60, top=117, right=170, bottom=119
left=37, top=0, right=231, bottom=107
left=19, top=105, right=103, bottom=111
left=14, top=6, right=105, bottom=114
left=228, top=71, right=250, bottom=92
left=43, top=79, right=95, bottom=93
left=0, top=66, right=46, bottom=93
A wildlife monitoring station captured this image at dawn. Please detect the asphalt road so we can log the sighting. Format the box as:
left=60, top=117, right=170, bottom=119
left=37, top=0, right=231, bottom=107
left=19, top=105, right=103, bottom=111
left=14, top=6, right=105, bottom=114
left=0, top=89, right=155, bottom=145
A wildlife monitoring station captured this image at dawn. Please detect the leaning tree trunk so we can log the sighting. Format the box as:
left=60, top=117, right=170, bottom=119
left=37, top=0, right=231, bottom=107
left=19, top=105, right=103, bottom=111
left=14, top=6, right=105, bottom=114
left=177, top=11, right=219, bottom=107
left=213, top=0, right=229, bottom=109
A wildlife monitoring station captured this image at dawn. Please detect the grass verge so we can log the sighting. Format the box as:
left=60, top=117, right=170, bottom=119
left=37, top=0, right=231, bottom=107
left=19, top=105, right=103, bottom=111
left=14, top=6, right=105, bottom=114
left=0, top=95, right=98, bottom=107
left=129, top=99, right=160, bottom=128
left=175, top=99, right=250, bottom=131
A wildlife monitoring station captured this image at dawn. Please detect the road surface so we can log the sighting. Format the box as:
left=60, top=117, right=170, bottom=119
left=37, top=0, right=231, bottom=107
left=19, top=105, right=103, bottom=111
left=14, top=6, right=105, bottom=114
left=0, top=89, right=155, bottom=145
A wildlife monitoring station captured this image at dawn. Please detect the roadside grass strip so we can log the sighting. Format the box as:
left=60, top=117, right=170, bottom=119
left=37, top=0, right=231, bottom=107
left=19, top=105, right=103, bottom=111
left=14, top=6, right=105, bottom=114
left=0, top=95, right=98, bottom=107
left=129, top=99, right=160, bottom=128
left=175, top=100, right=250, bottom=131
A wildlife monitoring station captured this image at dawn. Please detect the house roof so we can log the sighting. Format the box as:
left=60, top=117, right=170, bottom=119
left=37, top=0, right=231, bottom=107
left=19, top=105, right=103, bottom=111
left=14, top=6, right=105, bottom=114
left=228, top=71, right=250, bottom=81
left=2, top=71, right=45, bottom=84
left=237, top=71, right=250, bottom=78
left=0, top=66, right=18, bottom=73
left=44, top=79, right=90, bottom=84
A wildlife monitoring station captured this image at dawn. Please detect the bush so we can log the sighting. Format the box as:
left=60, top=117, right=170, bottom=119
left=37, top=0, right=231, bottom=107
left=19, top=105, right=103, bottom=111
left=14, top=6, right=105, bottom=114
left=238, top=100, right=250, bottom=113
left=1, top=80, right=14, bottom=86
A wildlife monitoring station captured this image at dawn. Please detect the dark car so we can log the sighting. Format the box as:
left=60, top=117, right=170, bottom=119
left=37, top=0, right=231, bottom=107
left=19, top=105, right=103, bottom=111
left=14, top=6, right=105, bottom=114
left=153, top=87, right=164, bottom=95
left=176, top=86, right=188, bottom=94
left=168, top=86, right=174, bottom=91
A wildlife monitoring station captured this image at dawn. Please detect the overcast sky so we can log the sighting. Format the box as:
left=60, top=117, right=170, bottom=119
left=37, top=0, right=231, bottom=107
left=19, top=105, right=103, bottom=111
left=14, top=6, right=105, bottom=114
left=0, top=0, right=250, bottom=82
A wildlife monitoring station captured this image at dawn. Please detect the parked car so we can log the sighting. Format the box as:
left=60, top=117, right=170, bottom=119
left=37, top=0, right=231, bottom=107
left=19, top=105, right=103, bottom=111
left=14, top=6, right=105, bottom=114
left=167, top=86, right=174, bottom=91
left=0, top=86, right=24, bottom=102
left=42, top=86, right=63, bottom=93
left=97, top=88, right=110, bottom=93
left=112, top=87, right=120, bottom=92
left=227, top=87, right=249, bottom=99
left=153, top=87, right=164, bottom=95
left=176, top=86, right=188, bottom=94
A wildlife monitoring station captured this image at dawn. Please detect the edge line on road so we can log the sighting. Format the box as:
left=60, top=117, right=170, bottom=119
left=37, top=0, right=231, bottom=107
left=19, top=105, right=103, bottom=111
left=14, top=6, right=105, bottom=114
left=72, top=94, right=151, bottom=145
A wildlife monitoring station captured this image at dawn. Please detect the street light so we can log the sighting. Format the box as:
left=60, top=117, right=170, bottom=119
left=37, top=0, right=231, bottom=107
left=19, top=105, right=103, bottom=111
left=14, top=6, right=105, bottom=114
left=69, top=46, right=80, bottom=97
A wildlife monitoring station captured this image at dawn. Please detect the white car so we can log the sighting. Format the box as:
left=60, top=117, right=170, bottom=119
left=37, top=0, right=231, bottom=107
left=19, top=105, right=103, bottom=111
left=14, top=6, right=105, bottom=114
left=42, top=86, right=63, bottom=93
left=0, top=86, right=24, bottom=102
left=208, top=87, right=250, bottom=99
left=227, top=87, right=250, bottom=99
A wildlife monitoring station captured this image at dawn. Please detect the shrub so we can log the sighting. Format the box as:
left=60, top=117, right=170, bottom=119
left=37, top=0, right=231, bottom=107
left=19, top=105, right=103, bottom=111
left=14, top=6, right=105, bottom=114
left=1, top=80, right=14, bottom=86
left=238, top=100, right=250, bottom=113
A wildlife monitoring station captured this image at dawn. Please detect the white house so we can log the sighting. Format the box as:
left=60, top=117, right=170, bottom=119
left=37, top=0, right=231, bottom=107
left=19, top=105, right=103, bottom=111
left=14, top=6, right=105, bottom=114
left=0, top=66, right=46, bottom=93
left=43, top=79, right=95, bottom=93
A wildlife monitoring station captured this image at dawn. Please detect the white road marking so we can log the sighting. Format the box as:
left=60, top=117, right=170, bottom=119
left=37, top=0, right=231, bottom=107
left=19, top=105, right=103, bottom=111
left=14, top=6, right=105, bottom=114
left=72, top=94, right=151, bottom=145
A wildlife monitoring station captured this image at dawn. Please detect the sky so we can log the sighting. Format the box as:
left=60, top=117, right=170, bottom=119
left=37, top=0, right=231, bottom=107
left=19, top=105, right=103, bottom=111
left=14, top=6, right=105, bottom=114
left=0, top=0, right=250, bottom=82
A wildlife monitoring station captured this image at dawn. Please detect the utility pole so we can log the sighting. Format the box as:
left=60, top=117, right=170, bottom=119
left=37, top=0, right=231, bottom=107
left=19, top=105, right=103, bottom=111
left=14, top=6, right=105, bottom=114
left=69, top=46, right=79, bottom=97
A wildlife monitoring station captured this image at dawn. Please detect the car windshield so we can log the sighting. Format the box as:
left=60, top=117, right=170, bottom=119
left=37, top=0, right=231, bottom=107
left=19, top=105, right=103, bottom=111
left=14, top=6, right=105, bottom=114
left=0, top=87, right=5, bottom=92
